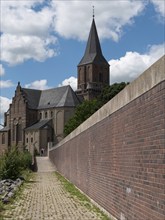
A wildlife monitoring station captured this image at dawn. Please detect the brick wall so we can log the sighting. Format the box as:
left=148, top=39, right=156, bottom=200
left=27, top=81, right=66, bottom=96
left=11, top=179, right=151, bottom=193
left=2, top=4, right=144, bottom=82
left=49, top=56, right=165, bottom=220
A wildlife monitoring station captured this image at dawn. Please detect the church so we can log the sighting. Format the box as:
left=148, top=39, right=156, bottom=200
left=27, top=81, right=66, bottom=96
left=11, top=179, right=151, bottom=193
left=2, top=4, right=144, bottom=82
left=0, top=17, right=110, bottom=155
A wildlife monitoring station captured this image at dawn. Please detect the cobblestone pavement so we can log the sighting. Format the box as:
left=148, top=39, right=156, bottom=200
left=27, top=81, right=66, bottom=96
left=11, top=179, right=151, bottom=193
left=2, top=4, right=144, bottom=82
left=2, top=157, right=103, bottom=220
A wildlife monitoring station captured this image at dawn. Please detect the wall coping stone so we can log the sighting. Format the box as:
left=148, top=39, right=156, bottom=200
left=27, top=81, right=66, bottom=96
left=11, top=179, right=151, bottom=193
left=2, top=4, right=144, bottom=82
left=50, top=55, right=165, bottom=151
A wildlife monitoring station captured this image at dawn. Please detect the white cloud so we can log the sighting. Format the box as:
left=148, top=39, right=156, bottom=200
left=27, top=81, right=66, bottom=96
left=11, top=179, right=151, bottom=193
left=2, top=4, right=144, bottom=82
left=0, top=64, right=5, bottom=76
left=1, top=1, right=53, bottom=36
left=0, top=80, right=14, bottom=88
left=1, top=0, right=58, bottom=65
left=1, top=34, right=57, bottom=65
left=58, top=76, right=77, bottom=91
left=0, top=0, right=147, bottom=65
left=25, top=79, right=49, bottom=90
left=0, top=0, right=163, bottom=67
left=52, top=0, right=145, bottom=41
left=0, top=96, right=12, bottom=128
left=151, top=0, right=165, bottom=18
left=1, top=0, right=44, bottom=9
left=109, top=44, right=165, bottom=84
left=0, top=97, right=11, bottom=115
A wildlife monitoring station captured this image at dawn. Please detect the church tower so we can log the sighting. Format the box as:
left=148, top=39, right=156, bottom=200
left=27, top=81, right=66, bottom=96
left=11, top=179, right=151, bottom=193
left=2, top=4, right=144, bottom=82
left=76, top=16, right=110, bottom=100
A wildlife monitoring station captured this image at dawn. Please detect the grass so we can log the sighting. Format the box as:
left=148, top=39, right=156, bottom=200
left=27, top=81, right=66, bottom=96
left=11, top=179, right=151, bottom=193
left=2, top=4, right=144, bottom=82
left=55, top=171, right=111, bottom=220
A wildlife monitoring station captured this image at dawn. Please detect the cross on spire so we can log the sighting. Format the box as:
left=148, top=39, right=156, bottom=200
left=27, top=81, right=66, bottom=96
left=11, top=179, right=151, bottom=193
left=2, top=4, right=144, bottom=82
left=93, top=6, right=95, bottom=18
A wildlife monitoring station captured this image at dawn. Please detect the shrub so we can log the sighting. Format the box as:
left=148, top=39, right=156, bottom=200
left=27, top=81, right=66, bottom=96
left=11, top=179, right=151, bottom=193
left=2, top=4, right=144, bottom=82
left=19, top=150, right=32, bottom=170
left=0, top=147, right=21, bottom=180
left=0, top=147, right=32, bottom=180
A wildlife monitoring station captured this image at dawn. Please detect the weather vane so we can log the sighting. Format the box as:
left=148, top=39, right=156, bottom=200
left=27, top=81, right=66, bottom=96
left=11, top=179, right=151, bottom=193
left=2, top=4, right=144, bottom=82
left=93, top=5, right=95, bottom=18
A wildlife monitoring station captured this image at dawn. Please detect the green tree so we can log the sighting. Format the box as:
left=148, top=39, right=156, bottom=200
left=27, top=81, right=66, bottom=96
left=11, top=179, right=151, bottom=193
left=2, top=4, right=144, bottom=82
left=64, top=82, right=129, bottom=136
left=64, top=99, right=100, bottom=136
left=98, top=82, right=129, bottom=105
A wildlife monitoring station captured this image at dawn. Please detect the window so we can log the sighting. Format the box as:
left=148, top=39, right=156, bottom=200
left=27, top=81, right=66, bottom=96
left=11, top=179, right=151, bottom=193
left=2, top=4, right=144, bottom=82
left=87, top=66, right=90, bottom=81
left=79, top=68, right=81, bottom=76
left=2, top=133, right=5, bottom=144
left=84, top=66, right=87, bottom=83
left=99, top=73, right=103, bottom=82
left=39, top=112, right=42, bottom=120
left=13, top=125, right=15, bottom=141
left=26, top=138, right=28, bottom=143
left=45, top=112, right=47, bottom=118
left=31, top=137, right=33, bottom=143
left=18, top=123, right=22, bottom=141
left=51, top=111, right=53, bottom=118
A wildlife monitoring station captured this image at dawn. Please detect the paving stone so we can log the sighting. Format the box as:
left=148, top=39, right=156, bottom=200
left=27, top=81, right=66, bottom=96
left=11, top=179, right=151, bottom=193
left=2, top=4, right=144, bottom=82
left=2, top=157, right=103, bottom=220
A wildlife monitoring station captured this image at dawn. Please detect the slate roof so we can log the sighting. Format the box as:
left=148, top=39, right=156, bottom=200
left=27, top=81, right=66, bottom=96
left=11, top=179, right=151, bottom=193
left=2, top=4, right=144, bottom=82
left=78, top=19, right=109, bottom=66
left=38, top=86, right=80, bottom=109
left=21, top=85, right=80, bottom=110
left=0, top=126, right=10, bottom=132
left=25, top=119, right=51, bottom=131
left=22, top=88, right=41, bottom=109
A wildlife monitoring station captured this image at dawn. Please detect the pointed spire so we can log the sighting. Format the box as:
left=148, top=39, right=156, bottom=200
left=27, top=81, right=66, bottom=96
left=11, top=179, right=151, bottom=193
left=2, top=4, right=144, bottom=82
left=78, top=16, right=108, bottom=66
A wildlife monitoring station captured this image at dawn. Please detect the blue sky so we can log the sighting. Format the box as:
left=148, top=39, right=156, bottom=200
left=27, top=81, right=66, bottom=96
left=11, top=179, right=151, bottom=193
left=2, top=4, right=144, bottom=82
left=0, top=0, right=165, bottom=126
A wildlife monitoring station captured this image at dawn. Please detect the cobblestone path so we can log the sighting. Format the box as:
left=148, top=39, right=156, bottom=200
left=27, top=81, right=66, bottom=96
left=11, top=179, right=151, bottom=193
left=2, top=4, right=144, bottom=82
left=2, top=157, right=103, bottom=220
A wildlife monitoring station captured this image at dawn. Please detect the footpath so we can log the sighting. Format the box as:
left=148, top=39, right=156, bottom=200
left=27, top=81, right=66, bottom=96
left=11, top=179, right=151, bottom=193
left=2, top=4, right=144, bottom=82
left=1, top=157, right=104, bottom=220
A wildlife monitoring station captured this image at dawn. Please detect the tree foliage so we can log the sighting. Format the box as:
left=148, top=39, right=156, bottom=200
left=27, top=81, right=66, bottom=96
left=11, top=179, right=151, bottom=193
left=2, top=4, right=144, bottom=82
left=98, top=82, right=129, bottom=105
left=64, top=82, right=129, bottom=136
left=64, top=99, right=100, bottom=136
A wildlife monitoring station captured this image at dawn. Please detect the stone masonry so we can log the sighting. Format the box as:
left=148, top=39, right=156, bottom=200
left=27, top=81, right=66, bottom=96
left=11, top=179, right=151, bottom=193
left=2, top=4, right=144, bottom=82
left=1, top=157, right=107, bottom=220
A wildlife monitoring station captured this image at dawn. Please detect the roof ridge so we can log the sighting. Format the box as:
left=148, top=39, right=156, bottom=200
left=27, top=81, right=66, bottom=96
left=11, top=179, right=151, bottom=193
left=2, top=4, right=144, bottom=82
left=22, top=87, right=41, bottom=92
left=56, top=86, right=69, bottom=107
left=22, top=85, right=70, bottom=93
left=42, top=85, right=70, bottom=92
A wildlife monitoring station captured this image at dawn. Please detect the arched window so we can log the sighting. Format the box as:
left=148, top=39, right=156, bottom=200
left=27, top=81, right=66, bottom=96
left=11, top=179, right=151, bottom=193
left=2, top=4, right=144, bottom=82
left=45, top=112, right=48, bottom=118
left=17, top=123, right=22, bottom=141
left=18, top=99, right=20, bottom=111
left=87, top=66, right=90, bottom=81
left=79, top=68, right=82, bottom=83
left=99, top=73, right=103, bottom=82
left=13, top=119, right=17, bottom=141
left=84, top=66, right=87, bottom=82
left=39, top=112, right=42, bottom=120
left=51, top=111, right=53, bottom=118
left=2, top=133, right=5, bottom=144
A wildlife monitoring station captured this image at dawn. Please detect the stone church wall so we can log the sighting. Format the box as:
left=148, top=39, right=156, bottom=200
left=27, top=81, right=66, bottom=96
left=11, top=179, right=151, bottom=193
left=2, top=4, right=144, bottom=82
left=0, top=132, right=9, bottom=154
left=49, top=56, right=165, bottom=220
left=25, top=131, right=40, bottom=155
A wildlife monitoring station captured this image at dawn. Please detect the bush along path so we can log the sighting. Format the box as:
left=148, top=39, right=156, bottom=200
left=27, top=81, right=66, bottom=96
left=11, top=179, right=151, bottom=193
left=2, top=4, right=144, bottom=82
left=0, top=146, right=32, bottom=216
left=0, top=157, right=111, bottom=220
